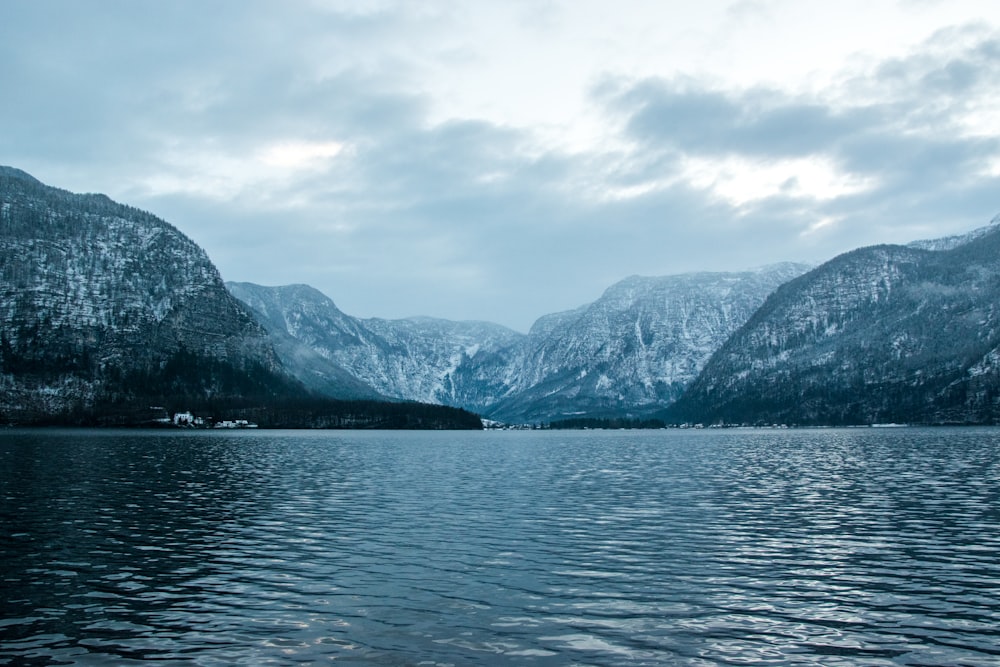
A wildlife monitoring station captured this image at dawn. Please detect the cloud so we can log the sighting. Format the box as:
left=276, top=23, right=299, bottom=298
left=1, top=3, right=998, bottom=330
left=596, top=24, right=1000, bottom=219
left=606, top=83, right=862, bottom=159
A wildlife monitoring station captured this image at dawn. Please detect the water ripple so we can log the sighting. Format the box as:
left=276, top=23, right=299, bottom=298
left=2, top=428, right=1000, bottom=665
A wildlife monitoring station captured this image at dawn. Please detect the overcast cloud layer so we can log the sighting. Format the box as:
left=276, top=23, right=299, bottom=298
left=2, top=0, right=998, bottom=330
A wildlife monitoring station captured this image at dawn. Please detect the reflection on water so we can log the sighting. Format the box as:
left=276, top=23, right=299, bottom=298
left=2, top=428, right=999, bottom=665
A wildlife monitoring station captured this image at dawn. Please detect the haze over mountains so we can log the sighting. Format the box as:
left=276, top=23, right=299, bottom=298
left=3, top=166, right=999, bottom=426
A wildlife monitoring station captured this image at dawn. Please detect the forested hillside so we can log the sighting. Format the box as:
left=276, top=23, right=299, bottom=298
left=667, top=226, right=1000, bottom=425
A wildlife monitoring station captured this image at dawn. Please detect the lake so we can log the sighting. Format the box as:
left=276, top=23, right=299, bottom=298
left=1, top=427, right=999, bottom=665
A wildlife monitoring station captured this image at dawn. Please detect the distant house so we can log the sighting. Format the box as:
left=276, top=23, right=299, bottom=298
left=172, top=412, right=205, bottom=427
left=214, top=419, right=257, bottom=429
left=173, top=411, right=195, bottom=427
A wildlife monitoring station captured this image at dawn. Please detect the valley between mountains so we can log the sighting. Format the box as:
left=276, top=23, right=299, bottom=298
left=3, top=165, right=999, bottom=426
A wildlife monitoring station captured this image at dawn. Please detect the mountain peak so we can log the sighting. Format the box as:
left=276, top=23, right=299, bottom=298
left=908, top=216, right=1000, bottom=252
left=670, top=225, right=1000, bottom=426
left=1, top=168, right=298, bottom=424
left=0, top=165, right=43, bottom=185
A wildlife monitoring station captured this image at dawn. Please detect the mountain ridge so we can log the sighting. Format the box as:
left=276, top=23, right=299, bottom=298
left=0, top=164, right=298, bottom=423
left=666, top=225, right=1000, bottom=425
left=226, top=280, right=524, bottom=411
left=0, top=167, right=481, bottom=428
left=229, top=263, right=810, bottom=422
left=6, top=164, right=999, bottom=427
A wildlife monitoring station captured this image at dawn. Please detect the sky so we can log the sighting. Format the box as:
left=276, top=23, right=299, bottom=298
left=2, top=0, right=999, bottom=331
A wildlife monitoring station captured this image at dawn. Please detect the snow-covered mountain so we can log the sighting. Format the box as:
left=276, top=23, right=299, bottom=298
left=361, top=315, right=524, bottom=406
left=907, top=214, right=1000, bottom=251
left=230, top=264, right=809, bottom=422
left=226, top=282, right=523, bottom=409
left=12, top=164, right=996, bottom=427
left=222, top=282, right=386, bottom=401
left=669, top=225, right=1000, bottom=425
left=0, top=166, right=297, bottom=423
left=477, top=265, right=811, bottom=422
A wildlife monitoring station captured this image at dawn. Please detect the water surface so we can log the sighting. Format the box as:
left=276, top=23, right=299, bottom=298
left=2, top=428, right=999, bottom=665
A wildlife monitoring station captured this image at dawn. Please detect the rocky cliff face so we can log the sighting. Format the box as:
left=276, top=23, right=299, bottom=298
left=477, top=265, right=810, bottom=422
left=222, top=282, right=386, bottom=401
left=0, top=166, right=297, bottom=423
left=16, top=166, right=994, bottom=427
left=668, top=225, right=1000, bottom=425
left=231, top=264, right=809, bottom=422
left=226, top=282, right=523, bottom=408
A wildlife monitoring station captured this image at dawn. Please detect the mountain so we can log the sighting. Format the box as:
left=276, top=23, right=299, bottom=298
left=361, top=315, right=524, bottom=408
left=221, top=283, right=386, bottom=401
left=226, top=281, right=523, bottom=411
left=0, top=167, right=481, bottom=429
left=9, top=165, right=997, bottom=428
left=478, top=264, right=811, bottom=423
left=907, top=214, right=1000, bottom=251
left=230, top=263, right=809, bottom=423
left=667, top=225, right=1000, bottom=426
left=0, top=166, right=305, bottom=423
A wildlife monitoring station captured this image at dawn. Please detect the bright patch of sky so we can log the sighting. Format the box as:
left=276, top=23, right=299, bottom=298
left=411, top=2, right=953, bottom=136
left=258, top=141, right=346, bottom=169
left=681, top=156, right=876, bottom=207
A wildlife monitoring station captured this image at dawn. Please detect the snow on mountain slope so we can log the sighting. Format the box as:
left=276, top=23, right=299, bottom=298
left=224, top=282, right=384, bottom=400
left=231, top=263, right=810, bottom=422
left=227, top=282, right=523, bottom=407
left=908, top=214, right=1000, bottom=251
left=9, top=164, right=996, bottom=426
left=480, top=264, right=811, bottom=422
left=0, top=166, right=293, bottom=423
left=670, top=225, right=1000, bottom=425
